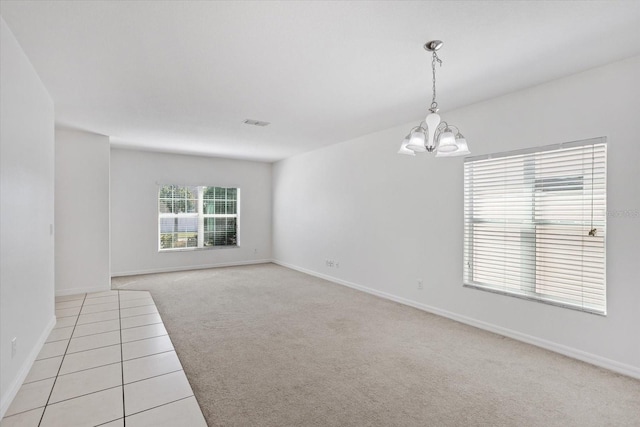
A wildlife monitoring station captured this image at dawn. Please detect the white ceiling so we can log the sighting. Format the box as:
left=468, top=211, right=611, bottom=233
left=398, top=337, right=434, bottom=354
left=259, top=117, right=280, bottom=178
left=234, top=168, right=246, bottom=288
left=2, top=1, right=640, bottom=162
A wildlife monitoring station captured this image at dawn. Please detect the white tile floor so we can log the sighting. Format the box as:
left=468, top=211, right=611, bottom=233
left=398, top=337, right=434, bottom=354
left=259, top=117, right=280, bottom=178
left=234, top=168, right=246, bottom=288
left=1, top=290, right=207, bottom=427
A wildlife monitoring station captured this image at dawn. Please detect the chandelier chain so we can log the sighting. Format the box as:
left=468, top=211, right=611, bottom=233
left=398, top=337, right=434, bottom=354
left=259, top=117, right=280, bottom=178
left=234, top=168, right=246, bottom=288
left=431, top=51, right=442, bottom=111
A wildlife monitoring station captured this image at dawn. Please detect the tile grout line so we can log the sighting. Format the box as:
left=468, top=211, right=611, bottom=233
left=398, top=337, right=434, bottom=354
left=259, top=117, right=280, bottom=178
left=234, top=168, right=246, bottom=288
left=73, top=329, right=121, bottom=339
left=7, top=291, right=173, bottom=425
left=54, top=314, right=81, bottom=320
left=119, top=310, right=160, bottom=320
left=119, top=304, right=157, bottom=311
left=53, top=361, right=122, bottom=379
left=120, top=321, right=163, bottom=331
left=69, top=328, right=121, bottom=339
left=3, top=368, right=186, bottom=420
left=79, top=307, right=121, bottom=315
left=2, top=405, right=46, bottom=419
left=66, top=341, right=123, bottom=356
left=37, top=293, right=88, bottom=427
left=119, top=332, right=168, bottom=345
left=18, top=365, right=185, bottom=416
left=118, top=311, right=160, bottom=320
left=83, top=297, right=120, bottom=304
left=34, top=355, right=64, bottom=362
left=121, top=332, right=168, bottom=345
left=118, top=290, right=127, bottom=427
left=123, top=368, right=185, bottom=387
left=43, top=384, right=122, bottom=408
left=123, top=312, right=160, bottom=319
left=123, top=349, right=175, bottom=364
left=94, top=417, right=125, bottom=427
left=125, top=395, right=194, bottom=419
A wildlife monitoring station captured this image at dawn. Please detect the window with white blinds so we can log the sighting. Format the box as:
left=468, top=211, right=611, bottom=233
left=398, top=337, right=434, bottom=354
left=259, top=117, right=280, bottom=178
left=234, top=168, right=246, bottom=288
left=463, top=138, right=607, bottom=314
left=158, top=185, right=239, bottom=251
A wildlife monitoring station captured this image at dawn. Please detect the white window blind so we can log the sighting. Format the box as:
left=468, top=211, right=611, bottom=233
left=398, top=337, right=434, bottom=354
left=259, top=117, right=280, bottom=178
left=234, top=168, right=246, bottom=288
left=463, top=138, right=607, bottom=314
left=159, top=185, right=239, bottom=251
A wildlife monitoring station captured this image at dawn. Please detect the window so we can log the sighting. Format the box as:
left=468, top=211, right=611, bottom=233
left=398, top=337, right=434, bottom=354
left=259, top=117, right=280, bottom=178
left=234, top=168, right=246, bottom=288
left=463, top=138, right=606, bottom=314
left=159, top=185, right=239, bottom=251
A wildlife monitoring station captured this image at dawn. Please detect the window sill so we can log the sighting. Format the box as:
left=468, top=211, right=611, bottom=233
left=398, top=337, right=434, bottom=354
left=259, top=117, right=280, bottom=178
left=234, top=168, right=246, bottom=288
left=158, top=245, right=240, bottom=253
left=463, top=283, right=606, bottom=316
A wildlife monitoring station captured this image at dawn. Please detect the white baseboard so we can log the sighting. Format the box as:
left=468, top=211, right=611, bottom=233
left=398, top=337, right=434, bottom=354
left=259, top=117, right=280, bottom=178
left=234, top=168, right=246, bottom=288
left=111, top=259, right=273, bottom=278
left=56, top=285, right=110, bottom=297
left=0, top=315, right=56, bottom=419
left=273, top=260, right=640, bottom=380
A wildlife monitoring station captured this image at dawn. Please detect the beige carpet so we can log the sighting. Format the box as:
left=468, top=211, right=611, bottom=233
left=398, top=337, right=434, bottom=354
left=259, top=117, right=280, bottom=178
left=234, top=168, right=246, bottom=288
left=112, top=263, right=640, bottom=427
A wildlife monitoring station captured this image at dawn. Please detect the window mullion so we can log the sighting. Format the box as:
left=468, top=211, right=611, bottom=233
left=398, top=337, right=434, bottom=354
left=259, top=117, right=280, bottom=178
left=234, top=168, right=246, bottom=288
left=521, top=157, right=536, bottom=295
left=197, top=186, right=204, bottom=248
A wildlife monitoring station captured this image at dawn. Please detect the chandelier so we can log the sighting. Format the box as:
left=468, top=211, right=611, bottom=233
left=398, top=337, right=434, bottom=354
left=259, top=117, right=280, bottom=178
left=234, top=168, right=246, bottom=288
left=398, top=40, right=469, bottom=157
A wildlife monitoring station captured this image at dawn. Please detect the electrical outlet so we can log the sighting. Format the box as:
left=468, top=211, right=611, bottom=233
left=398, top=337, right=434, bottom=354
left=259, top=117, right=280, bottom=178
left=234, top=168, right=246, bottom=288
left=11, top=337, right=17, bottom=358
left=417, top=280, right=423, bottom=290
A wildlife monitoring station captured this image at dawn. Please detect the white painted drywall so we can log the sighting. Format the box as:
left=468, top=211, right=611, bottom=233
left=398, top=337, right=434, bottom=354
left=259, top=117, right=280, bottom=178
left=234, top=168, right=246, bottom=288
left=273, top=56, right=640, bottom=377
left=110, top=149, right=272, bottom=276
left=0, top=17, right=56, bottom=417
left=55, top=128, right=110, bottom=295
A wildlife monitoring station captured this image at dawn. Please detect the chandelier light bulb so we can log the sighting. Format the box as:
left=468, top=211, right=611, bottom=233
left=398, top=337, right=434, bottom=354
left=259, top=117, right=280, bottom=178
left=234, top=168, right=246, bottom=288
left=437, top=129, right=458, bottom=153
left=454, top=134, right=470, bottom=155
left=407, top=128, right=427, bottom=152
left=398, top=136, right=416, bottom=156
left=436, top=133, right=470, bottom=157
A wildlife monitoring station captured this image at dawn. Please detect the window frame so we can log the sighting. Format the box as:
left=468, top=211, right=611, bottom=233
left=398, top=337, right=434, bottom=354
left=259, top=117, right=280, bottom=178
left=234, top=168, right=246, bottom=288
left=158, top=185, right=240, bottom=252
left=463, top=138, right=607, bottom=315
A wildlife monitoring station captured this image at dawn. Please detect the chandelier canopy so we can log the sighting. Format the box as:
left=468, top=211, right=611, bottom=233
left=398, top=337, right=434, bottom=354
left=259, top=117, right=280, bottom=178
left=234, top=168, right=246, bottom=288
left=398, top=40, right=469, bottom=157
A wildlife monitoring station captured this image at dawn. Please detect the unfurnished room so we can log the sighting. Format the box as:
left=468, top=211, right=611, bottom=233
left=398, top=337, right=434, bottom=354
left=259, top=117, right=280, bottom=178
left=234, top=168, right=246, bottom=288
left=1, top=1, right=639, bottom=426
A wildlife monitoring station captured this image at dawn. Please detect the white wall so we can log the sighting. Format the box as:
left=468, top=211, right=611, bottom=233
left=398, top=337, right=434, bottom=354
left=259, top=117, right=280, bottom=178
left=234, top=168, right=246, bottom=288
left=0, top=17, right=56, bottom=417
left=55, top=128, right=110, bottom=295
left=273, top=56, right=640, bottom=378
left=110, top=149, right=272, bottom=276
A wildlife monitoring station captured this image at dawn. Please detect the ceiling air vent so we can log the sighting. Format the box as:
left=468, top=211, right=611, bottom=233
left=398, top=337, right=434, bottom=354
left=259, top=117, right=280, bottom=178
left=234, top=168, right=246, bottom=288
left=243, top=119, right=270, bottom=127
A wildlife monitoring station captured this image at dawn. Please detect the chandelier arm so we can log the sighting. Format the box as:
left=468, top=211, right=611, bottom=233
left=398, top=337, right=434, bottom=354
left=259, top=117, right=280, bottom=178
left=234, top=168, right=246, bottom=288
left=432, top=122, right=454, bottom=142
left=446, top=125, right=460, bottom=134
